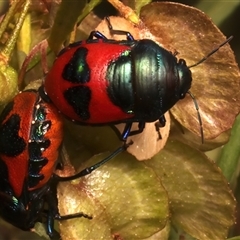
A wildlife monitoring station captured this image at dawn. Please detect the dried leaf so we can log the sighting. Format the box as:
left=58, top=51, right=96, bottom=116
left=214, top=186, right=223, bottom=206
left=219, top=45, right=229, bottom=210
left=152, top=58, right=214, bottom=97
left=95, top=16, right=140, bottom=40
left=170, top=117, right=230, bottom=151
left=140, top=2, right=240, bottom=140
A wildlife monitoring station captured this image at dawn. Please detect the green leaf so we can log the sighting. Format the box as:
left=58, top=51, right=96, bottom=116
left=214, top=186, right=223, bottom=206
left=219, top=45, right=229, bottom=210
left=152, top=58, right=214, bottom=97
left=58, top=152, right=169, bottom=239
left=48, top=0, right=88, bottom=53
left=145, top=139, right=236, bottom=239
left=217, top=114, right=240, bottom=187
left=227, top=237, right=240, bottom=240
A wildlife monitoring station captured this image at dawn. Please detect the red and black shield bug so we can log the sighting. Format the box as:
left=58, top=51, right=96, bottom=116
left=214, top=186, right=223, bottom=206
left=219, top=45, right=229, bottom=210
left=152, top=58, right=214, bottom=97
left=43, top=18, right=232, bottom=143
left=0, top=89, right=127, bottom=237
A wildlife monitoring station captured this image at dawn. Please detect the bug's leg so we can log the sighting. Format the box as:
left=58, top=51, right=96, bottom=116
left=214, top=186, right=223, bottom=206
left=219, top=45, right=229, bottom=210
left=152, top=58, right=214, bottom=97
left=155, top=122, right=162, bottom=140
left=105, top=17, right=134, bottom=41
left=56, top=211, right=92, bottom=221
left=116, top=122, right=145, bottom=141
left=155, top=115, right=166, bottom=140
left=88, top=31, right=107, bottom=40
left=42, top=181, right=64, bottom=238
left=158, top=115, right=166, bottom=127
left=55, top=141, right=132, bottom=182
left=46, top=186, right=90, bottom=234
left=127, top=121, right=145, bottom=136
left=51, top=142, right=132, bottom=226
left=44, top=180, right=92, bottom=237
left=121, top=122, right=133, bottom=141
left=56, top=30, right=107, bottom=61
left=46, top=209, right=56, bottom=238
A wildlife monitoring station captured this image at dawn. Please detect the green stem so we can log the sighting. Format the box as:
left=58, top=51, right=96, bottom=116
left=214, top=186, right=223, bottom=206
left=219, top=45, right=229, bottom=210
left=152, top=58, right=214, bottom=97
left=0, top=1, right=18, bottom=39
left=2, top=0, right=30, bottom=59
left=217, top=114, right=240, bottom=187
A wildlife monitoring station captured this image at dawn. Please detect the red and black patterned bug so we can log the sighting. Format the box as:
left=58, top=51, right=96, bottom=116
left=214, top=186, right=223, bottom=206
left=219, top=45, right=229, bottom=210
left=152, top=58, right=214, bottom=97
left=43, top=18, right=232, bottom=142
left=0, top=89, right=126, bottom=237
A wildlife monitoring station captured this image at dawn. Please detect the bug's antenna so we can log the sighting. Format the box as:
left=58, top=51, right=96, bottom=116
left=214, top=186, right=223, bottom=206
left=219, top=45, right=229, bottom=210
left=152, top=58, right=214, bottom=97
left=187, top=91, right=204, bottom=143
left=188, top=36, right=233, bottom=68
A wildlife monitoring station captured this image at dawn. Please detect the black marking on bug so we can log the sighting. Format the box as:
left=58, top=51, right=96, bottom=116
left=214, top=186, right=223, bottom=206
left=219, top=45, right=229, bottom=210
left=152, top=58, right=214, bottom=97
left=106, top=39, right=187, bottom=121
left=28, top=140, right=50, bottom=188
left=64, top=86, right=91, bottom=121
left=28, top=156, right=48, bottom=176
left=38, top=86, right=52, bottom=103
left=62, top=47, right=90, bottom=84
left=28, top=99, right=52, bottom=188
left=0, top=101, right=14, bottom=123
left=132, top=40, right=183, bottom=119
left=0, top=159, right=13, bottom=194
left=106, top=49, right=134, bottom=113
left=0, top=114, right=26, bottom=157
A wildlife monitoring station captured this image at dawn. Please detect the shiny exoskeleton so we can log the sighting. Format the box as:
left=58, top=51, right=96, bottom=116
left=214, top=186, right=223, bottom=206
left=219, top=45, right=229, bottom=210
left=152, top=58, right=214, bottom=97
left=43, top=25, right=192, bottom=140
left=0, top=89, right=127, bottom=237
left=0, top=90, right=64, bottom=236
left=0, top=81, right=130, bottom=238
left=43, top=18, right=232, bottom=141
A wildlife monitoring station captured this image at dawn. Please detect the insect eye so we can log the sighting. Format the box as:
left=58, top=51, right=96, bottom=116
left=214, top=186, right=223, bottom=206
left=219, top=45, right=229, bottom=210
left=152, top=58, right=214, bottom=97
left=180, top=92, right=186, bottom=99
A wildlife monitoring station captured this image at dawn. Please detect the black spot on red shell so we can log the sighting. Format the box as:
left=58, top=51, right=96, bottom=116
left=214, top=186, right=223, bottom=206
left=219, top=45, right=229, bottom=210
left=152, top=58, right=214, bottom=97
left=64, top=86, right=91, bottom=121
left=0, top=101, right=13, bottom=123
left=0, top=114, right=26, bottom=157
left=28, top=104, right=51, bottom=189
left=28, top=97, right=52, bottom=189
left=62, top=47, right=90, bottom=84
left=28, top=139, right=50, bottom=188
left=0, top=158, right=13, bottom=193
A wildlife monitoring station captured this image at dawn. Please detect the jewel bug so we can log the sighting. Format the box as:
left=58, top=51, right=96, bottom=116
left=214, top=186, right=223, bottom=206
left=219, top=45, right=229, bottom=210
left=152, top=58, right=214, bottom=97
left=43, top=17, right=232, bottom=142
left=0, top=89, right=127, bottom=237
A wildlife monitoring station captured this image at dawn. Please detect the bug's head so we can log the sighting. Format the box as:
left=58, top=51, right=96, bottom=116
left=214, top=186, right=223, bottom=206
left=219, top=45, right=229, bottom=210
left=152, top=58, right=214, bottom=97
left=177, top=59, right=192, bottom=99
